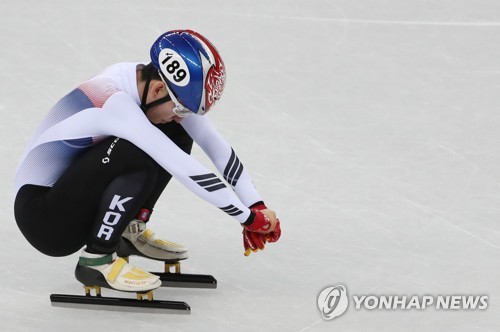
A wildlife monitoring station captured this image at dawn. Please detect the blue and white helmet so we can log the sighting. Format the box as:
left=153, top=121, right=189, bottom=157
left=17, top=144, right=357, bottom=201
left=150, top=29, right=226, bottom=115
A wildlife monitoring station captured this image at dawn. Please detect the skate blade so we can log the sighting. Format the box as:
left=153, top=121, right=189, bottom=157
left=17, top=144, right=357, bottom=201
left=153, top=272, right=217, bottom=289
left=50, top=294, right=190, bottom=314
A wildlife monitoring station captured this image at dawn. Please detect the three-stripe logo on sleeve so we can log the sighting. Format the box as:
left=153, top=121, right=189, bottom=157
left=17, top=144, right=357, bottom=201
left=224, top=149, right=244, bottom=186
left=190, top=173, right=227, bottom=192
left=219, top=204, right=243, bottom=216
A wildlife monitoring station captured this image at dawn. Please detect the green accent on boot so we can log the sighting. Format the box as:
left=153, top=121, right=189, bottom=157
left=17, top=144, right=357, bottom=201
left=78, top=254, right=114, bottom=266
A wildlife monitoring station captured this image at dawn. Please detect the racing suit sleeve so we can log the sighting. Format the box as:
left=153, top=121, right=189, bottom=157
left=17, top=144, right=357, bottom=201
left=180, top=114, right=263, bottom=208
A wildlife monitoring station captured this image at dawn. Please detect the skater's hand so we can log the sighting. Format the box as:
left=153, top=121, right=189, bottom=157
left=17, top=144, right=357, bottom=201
left=243, top=229, right=267, bottom=256
left=242, top=220, right=281, bottom=256
left=242, top=204, right=281, bottom=256
left=245, top=208, right=278, bottom=234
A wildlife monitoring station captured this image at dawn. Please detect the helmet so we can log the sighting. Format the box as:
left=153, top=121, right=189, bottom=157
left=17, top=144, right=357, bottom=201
left=150, top=29, right=226, bottom=115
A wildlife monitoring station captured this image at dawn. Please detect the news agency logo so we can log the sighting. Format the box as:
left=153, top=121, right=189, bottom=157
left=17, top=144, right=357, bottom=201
left=318, top=285, right=488, bottom=321
left=317, top=285, right=349, bottom=320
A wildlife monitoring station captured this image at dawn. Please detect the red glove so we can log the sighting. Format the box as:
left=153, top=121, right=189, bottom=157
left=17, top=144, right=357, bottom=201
left=242, top=204, right=281, bottom=256
left=243, top=228, right=267, bottom=256
left=264, top=219, right=281, bottom=243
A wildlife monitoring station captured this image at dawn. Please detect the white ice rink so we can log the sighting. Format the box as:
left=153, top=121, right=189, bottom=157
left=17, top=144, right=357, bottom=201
left=1, top=0, right=500, bottom=331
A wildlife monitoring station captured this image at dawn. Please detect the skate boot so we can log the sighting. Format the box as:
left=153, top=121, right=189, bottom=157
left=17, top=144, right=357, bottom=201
left=117, top=219, right=188, bottom=263
left=75, top=249, right=161, bottom=294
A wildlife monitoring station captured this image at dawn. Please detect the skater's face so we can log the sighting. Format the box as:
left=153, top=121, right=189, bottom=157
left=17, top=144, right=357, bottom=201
left=144, top=81, right=183, bottom=124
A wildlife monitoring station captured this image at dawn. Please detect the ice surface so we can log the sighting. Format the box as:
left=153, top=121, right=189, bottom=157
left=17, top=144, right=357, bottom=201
left=1, top=0, right=500, bottom=331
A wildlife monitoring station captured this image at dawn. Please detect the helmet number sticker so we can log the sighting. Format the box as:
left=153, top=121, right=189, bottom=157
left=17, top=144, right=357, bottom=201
left=159, top=48, right=190, bottom=87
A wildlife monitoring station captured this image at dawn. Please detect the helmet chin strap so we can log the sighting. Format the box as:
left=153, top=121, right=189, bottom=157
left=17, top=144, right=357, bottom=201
left=140, top=77, right=172, bottom=113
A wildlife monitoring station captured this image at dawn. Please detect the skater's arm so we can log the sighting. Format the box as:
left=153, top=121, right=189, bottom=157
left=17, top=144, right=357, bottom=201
left=180, top=115, right=264, bottom=207
left=180, top=114, right=282, bottom=255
